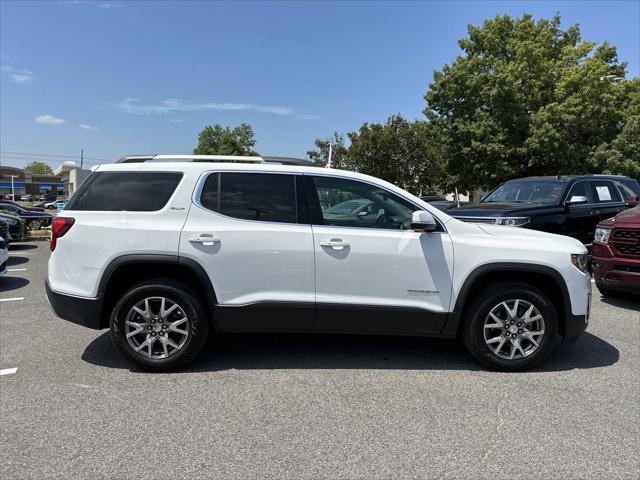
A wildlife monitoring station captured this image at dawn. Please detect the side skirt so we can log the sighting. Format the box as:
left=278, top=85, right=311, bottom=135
left=213, top=301, right=450, bottom=337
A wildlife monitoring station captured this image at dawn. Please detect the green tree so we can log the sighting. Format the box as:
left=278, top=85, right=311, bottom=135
left=425, top=13, right=634, bottom=190
left=306, top=132, right=351, bottom=169
left=24, top=161, right=53, bottom=175
left=587, top=78, right=640, bottom=179
left=347, top=115, right=447, bottom=195
left=193, top=123, right=258, bottom=156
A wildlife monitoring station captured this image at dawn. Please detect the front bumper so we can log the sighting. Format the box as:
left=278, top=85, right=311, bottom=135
left=592, top=243, right=640, bottom=294
left=45, top=281, right=105, bottom=330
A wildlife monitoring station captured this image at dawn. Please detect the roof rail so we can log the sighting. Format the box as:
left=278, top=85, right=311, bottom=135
left=116, top=154, right=314, bottom=166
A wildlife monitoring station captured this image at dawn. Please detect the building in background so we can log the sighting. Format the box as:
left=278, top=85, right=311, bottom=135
left=0, top=165, right=66, bottom=198
left=54, top=161, right=92, bottom=197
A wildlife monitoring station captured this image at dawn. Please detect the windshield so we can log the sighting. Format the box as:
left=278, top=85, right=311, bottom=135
left=326, top=199, right=369, bottom=214
left=483, top=181, right=565, bottom=204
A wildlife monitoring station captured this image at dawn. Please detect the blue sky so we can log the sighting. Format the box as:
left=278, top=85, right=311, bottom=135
left=1, top=0, right=638, bottom=169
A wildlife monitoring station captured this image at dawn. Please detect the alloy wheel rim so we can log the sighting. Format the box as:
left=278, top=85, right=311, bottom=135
left=483, top=299, right=545, bottom=360
left=124, top=296, right=189, bottom=359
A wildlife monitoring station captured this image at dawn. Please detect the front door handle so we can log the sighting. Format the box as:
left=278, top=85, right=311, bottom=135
left=189, top=234, right=220, bottom=246
left=319, top=239, right=350, bottom=250
left=590, top=210, right=600, bottom=215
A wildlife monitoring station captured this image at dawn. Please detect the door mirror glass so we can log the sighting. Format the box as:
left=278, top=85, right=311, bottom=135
left=567, top=195, right=588, bottom=205
left=411, top=211, right=437, bottom=232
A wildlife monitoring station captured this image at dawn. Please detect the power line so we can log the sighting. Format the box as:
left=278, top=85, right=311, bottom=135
left=0, top=155, right=103, bottom=166
left=0, top=150, right=112, bottom=162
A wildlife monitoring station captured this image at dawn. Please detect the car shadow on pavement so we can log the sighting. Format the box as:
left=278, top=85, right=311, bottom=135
left=8, top=243, right=38, bottom=251
left=7, top=256, right=29, bottom=267
left=0, top=276, right=29, bottom=292
left=81, top=331, right=618, bottom=374
left=599, top=295, right=640, bottom=312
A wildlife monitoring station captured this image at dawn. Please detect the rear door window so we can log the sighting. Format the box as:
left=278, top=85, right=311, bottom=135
left=65, top=172, right=183, bottom=211
left=200, top=172, right=297, bottom=224
left=588, top=181, right=622, bottom=203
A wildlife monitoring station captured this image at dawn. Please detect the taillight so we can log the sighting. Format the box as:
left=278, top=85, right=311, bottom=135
left=50, top=217, right=75, bottom=252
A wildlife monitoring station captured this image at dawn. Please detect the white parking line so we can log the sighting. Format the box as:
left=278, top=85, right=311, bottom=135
left=0, top=297, right=24, bottom=303
left=7, top=268, right=27, bottom=272
left=0, top=368, right=18, bottom=376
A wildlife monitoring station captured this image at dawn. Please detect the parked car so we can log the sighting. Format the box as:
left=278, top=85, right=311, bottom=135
left=591, top=205, right=640, bottom=297
left=420, top=195, right=468, bottom=212
left=21, top=194, right=34, bottom=201
left=448, top=175, right=639, bottom=245
left=46, top=154, right=591, bottom=372
left=0, top=213, right=26, bottom=242
left=0, top=220, right=8, bottom=244
left=0, top=236, right=7, bottom=276
left=0, top=199, right=45, bottom=212
left=0, top=202, right=53, bottom=229
left=44, top=200, right=67, bottom=210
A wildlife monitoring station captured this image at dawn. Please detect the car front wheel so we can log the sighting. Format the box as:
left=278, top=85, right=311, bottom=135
left=462, top=282, right=559, bottom=371
left=110, top=279, right=209, bottom=371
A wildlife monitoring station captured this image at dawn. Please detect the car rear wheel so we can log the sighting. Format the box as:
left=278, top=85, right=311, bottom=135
left=462, top=282, right=559, bottom=371
left=110, top=279, right=209, bottom=371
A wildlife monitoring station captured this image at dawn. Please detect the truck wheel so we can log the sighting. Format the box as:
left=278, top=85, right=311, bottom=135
left=462, top=282, right=559, bottom=371
left=110, top=279, right=209, bottom=371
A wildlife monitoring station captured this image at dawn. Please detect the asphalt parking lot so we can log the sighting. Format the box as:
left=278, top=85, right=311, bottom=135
left=1, top=242, right=638, bottom=479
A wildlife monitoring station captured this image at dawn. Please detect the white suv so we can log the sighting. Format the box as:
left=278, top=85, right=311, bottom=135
left=46, top=155, right=591, bottom=371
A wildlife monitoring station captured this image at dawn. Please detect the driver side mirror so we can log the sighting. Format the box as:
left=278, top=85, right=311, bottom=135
left=625, top=195, right=639, bottom=207
left=411, top=211, right=437, bottom=232
left=566, top=195, right=588, bottom=205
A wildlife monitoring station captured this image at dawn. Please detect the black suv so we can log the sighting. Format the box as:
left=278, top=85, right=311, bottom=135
left=448, top=175, right=640, bottom=245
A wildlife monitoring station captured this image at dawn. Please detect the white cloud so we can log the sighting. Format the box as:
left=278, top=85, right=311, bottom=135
left=118, top=98, right=296, bottom=116
left=79, top=124, right=99, bottom=130
left=58, top=0, right=123, bottom=8
left=35, top=114, right=65, bottom=125
left=1, top=64, right=33, bottom=83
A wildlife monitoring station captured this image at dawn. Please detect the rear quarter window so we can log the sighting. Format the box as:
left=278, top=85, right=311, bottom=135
left=65, top=172, right=183, bottom=211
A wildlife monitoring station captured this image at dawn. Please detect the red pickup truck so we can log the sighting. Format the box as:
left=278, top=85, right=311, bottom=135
left=592, top=206, right=640, bottom=297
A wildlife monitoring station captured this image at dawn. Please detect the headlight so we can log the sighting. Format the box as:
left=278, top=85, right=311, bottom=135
left=571, top=253, right=589, bottom=273
left=496, top=216, right=530, bottom=227
left=594, top=227, right=611, bottom=244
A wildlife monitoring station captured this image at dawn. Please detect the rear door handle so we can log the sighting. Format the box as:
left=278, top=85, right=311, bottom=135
left=319, top=239, right=350, bottom=250
left=189, top=234, right=220, bottom=246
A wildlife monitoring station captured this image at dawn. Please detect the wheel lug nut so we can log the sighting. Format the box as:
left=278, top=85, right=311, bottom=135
left=147, top=326, right=152, bottom=331
left=159, top=331, right=164, bottom=336
left=517, top=322, right=522, bottom=327
left=162, top=324, right=168, bottom=330
left=518, top=329, right=523, bottom=334
left=151, top=332, right=156, bottom=336
left=512, top=334, right=517, bottom=339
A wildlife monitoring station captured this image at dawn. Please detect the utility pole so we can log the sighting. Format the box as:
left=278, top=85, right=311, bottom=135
left=80, top=149, right=84, bottom=170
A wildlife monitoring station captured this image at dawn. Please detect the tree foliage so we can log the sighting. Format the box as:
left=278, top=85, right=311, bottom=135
left=309, top=117, right=448, bottom=195
left=24, top=161, right=53, bottom=175
left=193, top=123, right=258, bottom=156
left=425, top=13, right=638, bottom=190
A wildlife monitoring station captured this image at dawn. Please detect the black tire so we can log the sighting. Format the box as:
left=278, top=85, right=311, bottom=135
left=462, top=282, right=559, bottom=371
left=110, top=278, right=209, bottom=371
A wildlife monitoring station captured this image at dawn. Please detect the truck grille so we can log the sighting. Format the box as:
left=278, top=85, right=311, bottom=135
left=612, top=229, right=640, bottom=257
left=452, top=216, right=497, bottom=225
